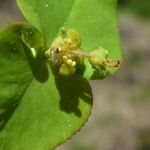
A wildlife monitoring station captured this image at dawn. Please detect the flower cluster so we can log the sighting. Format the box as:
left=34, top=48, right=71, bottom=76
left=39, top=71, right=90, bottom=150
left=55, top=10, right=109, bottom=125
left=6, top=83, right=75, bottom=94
left=45, top=27, right=121, bottom=76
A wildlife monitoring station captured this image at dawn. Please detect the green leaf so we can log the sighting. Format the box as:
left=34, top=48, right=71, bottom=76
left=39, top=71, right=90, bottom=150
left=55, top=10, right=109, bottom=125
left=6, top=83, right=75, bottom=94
left=0, top=24, right=92, bottom=150
left=17, top=0, right=123, bottom=79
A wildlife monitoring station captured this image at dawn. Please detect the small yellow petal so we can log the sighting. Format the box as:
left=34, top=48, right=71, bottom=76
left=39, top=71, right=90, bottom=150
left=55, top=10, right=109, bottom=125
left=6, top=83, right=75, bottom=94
left=67, top=59, right=73, bottom=65
left=72, top=61, right=76, bottom=67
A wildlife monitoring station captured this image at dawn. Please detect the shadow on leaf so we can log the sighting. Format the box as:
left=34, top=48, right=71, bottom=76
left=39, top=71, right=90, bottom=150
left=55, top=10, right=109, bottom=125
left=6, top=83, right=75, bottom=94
left=23, top=45, right=49, bottom=83
left=0, top=97, right=20, bottom=131
left=54, top=72, right=93, bottom=117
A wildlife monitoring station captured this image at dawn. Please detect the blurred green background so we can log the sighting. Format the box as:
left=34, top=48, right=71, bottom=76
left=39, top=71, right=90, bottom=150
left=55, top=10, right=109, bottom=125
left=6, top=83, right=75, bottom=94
left=0, top=0, right=150, bottom=150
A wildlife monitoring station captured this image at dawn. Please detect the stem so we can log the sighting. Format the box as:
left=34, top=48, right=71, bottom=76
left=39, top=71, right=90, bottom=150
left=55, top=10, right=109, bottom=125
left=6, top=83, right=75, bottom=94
left=45, top=48, right=122, bottom=68
left=61, top=50, right=92, bottom=59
